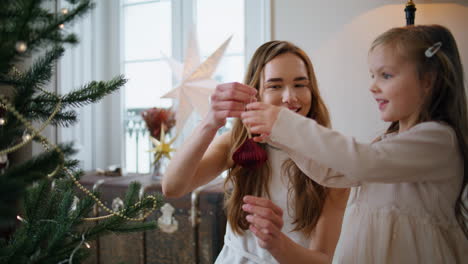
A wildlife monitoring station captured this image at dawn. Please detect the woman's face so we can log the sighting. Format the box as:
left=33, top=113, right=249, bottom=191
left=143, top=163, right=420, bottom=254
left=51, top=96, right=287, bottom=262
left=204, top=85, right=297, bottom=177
left=259, top=53, right=312, bottom=117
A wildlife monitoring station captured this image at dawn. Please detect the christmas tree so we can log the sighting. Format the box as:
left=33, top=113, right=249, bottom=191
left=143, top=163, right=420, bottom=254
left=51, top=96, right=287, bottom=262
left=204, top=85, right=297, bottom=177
left=0, top=0, right=162, bottom=263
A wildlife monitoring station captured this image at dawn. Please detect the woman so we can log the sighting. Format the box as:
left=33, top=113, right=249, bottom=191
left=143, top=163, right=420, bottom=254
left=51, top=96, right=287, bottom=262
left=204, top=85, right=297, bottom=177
left=163, top=41, right=349, bottom=263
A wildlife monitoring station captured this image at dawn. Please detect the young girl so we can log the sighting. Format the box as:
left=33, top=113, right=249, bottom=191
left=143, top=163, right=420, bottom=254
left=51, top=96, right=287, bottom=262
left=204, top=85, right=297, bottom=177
left=242, top=25, right=468, bottom=263
left=162, top=41, right=349, bottom=263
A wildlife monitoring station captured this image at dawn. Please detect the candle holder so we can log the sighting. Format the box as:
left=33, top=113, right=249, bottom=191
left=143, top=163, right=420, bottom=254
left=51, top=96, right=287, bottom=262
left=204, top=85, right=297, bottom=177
left=405, top=0, right=417, bottom=25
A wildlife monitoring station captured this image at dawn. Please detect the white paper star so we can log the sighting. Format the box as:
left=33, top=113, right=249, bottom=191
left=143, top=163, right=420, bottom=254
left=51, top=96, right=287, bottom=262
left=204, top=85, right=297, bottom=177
left=162, top=30, right=232, bottom=133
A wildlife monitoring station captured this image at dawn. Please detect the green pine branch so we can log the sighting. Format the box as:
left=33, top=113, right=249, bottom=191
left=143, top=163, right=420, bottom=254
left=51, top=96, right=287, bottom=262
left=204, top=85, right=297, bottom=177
left=23, top=76, right=127, bottom=126
left=0, top=0, right=92, bottom=75
left=26, top=107, right=77, bottom=127
left=0, top=1, right=163, bottom=263
left=31, top=75, right=127, bottom=108
left=3, top=46, right=65, bottom=110
left=0, top=179, right=163, bottom=264
left=0, top=150, right=62, bottom=225
left=59, top=76, right=127, bottom=107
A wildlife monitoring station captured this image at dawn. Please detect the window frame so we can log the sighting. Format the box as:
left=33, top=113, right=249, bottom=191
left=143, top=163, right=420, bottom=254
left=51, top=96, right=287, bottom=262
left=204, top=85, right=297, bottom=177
left=103, top=0, right=271, bottom=173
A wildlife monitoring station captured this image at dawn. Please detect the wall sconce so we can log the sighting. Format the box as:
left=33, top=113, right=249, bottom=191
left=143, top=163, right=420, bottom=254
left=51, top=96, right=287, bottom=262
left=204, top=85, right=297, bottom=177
left=405, top=0, right=417, bottom=25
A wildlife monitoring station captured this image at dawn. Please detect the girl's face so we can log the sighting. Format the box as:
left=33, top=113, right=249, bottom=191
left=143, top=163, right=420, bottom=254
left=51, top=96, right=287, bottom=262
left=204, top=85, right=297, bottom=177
left=259, top=53, right=312, bottom=117
left=368, top=44, right=430, bottom=132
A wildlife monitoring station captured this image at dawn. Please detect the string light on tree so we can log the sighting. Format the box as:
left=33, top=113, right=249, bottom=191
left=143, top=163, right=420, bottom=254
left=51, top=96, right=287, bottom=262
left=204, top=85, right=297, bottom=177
left=61, top=8, right=69, bottom=15
left=69, top=196, right=80, bottom=213
left=59, top=24, right=65, bottom=29
left=22, top=133, right=32, bottom=142
left=0, top=107, right=9, bottom=173
left=0, top=154, right=7, bottom=164
left=15, top=41, right=27, bottom=53
left=0, top=154, right=8, bottom=173
left=0, top=106, right=5, bottom=125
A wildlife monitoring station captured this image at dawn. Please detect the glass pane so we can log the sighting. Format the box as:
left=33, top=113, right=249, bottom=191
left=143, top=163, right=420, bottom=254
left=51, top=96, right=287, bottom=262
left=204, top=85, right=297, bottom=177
left=124, top=113, right=153, bottom=174
left=212, top=55, right=244, bottom=83
left=196, top=0, right=244, bottom=56
left=124, top=61, right=173, bottom=109
left=124, top=2, right=172, bottom=61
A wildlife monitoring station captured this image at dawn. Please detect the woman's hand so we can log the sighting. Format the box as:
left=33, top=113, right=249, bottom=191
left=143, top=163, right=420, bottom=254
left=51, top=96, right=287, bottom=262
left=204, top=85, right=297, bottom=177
left=205, top=82, right=257, bottom=130
left=243, top=195, right=332, bottom=264
left=242, top=195, right=285, bottom=251
left=241, top=102, right=282, bottom=142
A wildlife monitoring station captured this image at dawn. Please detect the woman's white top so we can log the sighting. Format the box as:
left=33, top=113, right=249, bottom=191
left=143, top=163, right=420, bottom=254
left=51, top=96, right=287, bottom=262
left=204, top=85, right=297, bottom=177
left=215, top=145, right=310, bottom=263
left=268, top=108, right=468, bottom=264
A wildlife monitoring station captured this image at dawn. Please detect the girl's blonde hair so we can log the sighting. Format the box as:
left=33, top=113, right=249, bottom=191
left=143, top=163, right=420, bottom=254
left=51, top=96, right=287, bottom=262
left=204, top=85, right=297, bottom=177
left=371, top=25, right=468, bottom=238
left=225, top=41, right=331, bottom=235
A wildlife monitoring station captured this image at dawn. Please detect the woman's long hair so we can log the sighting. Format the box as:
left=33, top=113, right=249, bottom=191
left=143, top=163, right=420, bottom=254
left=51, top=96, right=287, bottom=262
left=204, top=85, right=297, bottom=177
left=225, top=41, right=331, bottom=236
left=371, top=25, right=468, bottom=238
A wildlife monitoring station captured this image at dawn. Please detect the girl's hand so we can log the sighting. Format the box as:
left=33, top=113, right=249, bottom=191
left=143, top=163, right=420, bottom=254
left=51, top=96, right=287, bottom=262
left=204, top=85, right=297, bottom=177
left=241, top=102, right=282, bottom=142
left=242, top=195, right=285, bottom=251
left=205, top=82, right=257, bottom=130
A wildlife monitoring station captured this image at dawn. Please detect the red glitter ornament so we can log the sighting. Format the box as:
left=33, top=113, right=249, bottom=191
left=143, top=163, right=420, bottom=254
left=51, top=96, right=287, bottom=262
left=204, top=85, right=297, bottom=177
left=232, top=138, right=268, bottom=169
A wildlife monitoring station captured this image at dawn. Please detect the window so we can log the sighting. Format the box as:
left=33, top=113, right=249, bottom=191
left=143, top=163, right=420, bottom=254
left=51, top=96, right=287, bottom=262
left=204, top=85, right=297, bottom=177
left=121, top=0, right=270, bottom=173
left=122, top=0, right=174, bottom=173
left=196, top=0, right=245, bottom=83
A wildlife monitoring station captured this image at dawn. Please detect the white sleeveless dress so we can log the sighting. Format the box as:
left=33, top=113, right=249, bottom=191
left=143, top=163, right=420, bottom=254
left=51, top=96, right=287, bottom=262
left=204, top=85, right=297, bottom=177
left=215, top=145, right=310, bottom=263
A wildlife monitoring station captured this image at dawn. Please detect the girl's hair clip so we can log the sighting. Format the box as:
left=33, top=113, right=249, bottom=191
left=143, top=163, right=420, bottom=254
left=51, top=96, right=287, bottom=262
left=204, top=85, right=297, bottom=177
left=425, top=42, right=442, bottom=58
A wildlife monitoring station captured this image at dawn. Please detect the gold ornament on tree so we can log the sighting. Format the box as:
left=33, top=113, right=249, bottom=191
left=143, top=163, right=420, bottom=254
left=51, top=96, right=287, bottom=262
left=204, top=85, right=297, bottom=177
left=15, top=41, right=27, bottom=53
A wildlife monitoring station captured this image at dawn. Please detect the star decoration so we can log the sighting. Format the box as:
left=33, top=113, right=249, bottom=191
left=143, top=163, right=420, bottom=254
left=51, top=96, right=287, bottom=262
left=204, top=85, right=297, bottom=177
left=149, top=126, right=176, bottom=164
left=162, top=30, right=232, bottom=133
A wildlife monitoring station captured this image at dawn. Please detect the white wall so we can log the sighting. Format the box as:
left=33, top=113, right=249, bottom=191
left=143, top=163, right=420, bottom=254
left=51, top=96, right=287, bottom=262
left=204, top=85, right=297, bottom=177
left=271, top=0, right=468, bottom=141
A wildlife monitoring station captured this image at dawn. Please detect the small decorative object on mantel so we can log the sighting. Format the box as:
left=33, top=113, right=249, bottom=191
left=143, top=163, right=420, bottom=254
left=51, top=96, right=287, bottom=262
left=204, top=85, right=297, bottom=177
left=149, top=124, right=176, bottom=178
left=96, top=164, right=122, bottom=177
left=141, top=107, right=176, bottom=179
left=141, top=107, right=175, bottom=139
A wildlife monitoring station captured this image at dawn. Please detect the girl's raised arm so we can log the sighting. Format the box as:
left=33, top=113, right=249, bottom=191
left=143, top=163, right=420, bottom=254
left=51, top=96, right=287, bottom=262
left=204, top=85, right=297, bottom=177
left=243, top=104, right=460, bottom=185
left=269, top=108, right=459, bottom=184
